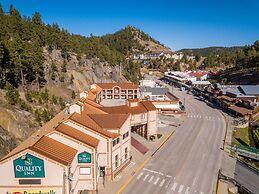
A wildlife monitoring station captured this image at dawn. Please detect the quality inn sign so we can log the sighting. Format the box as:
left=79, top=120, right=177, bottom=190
left=78, top=151, right=91, bottom=163
left=13, top=153, right=45, bottom=178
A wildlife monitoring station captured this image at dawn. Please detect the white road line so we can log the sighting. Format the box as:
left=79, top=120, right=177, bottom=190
left=185, top=187, right=190, bottom=194
left=200, top=192, right=204, bottom=194
left=166, top=174, right=172, bottom=178
left=137, top=172, right=143, bottom=180
left=154, top=177, right=160, bottom=185
left=143, top=174, right=149, bottom=181
left=178, top=184, right=184, bottom=193
left=148, top=175, right=154, bottom=183
left=143, top=168, right=165, bottom=176
left=171, top=182, right=178, bottom=191
left=159, top=179, right=165, bottom=187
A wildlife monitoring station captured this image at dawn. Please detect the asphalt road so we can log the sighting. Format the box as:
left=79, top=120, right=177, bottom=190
left=123, top=89, right=226, bottom=194
left=234, top=161, right=259, bottom=194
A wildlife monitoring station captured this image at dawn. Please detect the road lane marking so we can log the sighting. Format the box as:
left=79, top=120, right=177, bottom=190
left=143, top=174, right=149, bottom=181
left=160, top=179, right=165, bottom=187
left=143, top=168, right=164, bottom=176
left=148, top=175, right=154, bottom=183
left=166, top=174, right=172, bottom=178
left=154, top=177, right=160, bottom=185
left=185, top=187, right=190, bottom=194
left=171, top=182, right=178, bottom=191
left=116, top=157, right=150, bottom=194
left=178, top=184, right=184, bottom=193
left=137, top=172, right=143, bottom=180
left=200, top=192, right=204, bottom=194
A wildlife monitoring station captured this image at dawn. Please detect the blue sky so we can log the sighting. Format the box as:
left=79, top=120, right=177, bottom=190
left=1, top=0, right=259, bottom=50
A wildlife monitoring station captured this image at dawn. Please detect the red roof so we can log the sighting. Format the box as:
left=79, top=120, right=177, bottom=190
left=189, top=72, right=208, bottom=77
left=96, top=83, right=139, bottom=90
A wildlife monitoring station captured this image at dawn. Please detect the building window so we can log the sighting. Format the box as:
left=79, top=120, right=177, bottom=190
left=131, top=115, right=135, bottom=121
left=141, top=114, right=145, bottom=119
left=123, top=131, right=129, bottom=139
left=125, top=147, right=128, bottom=160
left=79, top=167, right=91, bottom=175
left=113, top=138, right=120, bottom=147
left=115, top=154, right=119, bottom=168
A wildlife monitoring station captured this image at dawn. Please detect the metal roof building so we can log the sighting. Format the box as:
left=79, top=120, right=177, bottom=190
left=238, top=85, right=259, bottom=96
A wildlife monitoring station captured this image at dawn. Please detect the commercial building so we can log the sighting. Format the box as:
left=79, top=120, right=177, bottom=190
left=193, top=84, right=259, bottom=120
left=99, top=99, right=158, bottom=140
left=139, top=81, right=181, bottom=113
left=0, top=84, right=158, bottom=194
left=0, top=99, right=132, bottom=194
left=140, top=86, right=169, bottom=101
left=87, top=83, right=140, bottom=103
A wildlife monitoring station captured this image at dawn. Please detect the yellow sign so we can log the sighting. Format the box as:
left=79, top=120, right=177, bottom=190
left=10, top=190, right=56, bottom=194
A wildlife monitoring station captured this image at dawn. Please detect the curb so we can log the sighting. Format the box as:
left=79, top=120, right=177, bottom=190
left=219, top=111, right=228, bottom=151
left=152, top=129, right=175, bottom=156
left=216, top=170, right=220, bottom=194
left=116, top=157, right=150, bottom=194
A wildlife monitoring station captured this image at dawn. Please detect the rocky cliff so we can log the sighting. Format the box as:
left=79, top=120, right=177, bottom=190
left=0, top=48, right=127, bottom=158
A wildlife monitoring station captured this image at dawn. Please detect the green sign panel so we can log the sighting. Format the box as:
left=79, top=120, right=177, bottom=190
left=78, top=151, right=91, bottom=163
left=13, top=153, right=45, bottom=178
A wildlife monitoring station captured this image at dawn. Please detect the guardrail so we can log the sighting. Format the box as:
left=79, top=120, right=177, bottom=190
left=226, top=144, right=259, bottom=161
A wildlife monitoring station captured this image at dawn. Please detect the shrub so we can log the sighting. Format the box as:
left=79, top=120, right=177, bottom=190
left=5, top=83, right=20, bottom=105
left=25, top=91, right=33, bottom=103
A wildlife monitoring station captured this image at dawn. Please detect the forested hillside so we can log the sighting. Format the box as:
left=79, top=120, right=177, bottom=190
left=179, top=46, right=243, bottom=57
left=0, top=4, right=168, bottom=157
left=0, top=5, right=158, bottom=87
left=203, top=41, right=259, bottom=84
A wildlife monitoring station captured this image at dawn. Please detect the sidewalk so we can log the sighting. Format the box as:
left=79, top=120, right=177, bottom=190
left=98, top=115, right=181, bottom=194
left=218, top=114, right=239, bottom=194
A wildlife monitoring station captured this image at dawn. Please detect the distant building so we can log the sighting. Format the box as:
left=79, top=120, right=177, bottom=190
left=188, top=71, right=208, bottom=81
left=140, top=86, right=169, bottom=101
left=133, top=50, right=182, bottom=60
left=89, top=83, right=140, bottom=103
